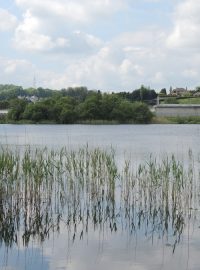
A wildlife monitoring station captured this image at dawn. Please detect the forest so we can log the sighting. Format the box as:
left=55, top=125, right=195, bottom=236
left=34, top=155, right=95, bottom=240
left=0, top=85, right=155, bottom=124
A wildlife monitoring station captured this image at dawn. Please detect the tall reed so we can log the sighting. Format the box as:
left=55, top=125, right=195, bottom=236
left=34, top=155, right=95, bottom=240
left=0, top=146, right=199, bottom=252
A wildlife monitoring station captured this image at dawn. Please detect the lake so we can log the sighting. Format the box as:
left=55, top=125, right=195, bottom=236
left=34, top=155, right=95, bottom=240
left=0, top=124, right=200, bottom=270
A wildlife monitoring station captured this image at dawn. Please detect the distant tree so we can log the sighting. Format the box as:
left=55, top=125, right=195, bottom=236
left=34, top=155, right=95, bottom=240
left=101, top=94, right=120, bottom=120
left=0, top=85, right=25, bottom=100
left=23, top=103, right=44, bottom=122
left=61, top=87, right=89, bottom=101
left=195, top=86, right=200, bottom=92
left=60, top=107, right=76, bottom=124
left=111, top=100, right=134, bottom=122
left=0, top=100, right=9, bottom=109
left=159, top=88, right=167, bottom=96
left=132, top=102, right=153, bottom=123
left=118, top=86, right=157, bottom=102
left=110, top=100, right=153, bottom=123
left=78, top=91, right=102, bottom=120
left=7, top=99, right=28, bottom=121
left=5, top=85, right=154, bottom=124
left=54, top=96, right=77, bottom=123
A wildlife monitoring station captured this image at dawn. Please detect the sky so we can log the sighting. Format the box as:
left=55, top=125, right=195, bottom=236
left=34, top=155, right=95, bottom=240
left=0, top=0, right=199, bottom=91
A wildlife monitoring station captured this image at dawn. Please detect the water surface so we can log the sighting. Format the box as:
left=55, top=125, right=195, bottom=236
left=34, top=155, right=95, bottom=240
left=0, top=124, right=200, bottom=270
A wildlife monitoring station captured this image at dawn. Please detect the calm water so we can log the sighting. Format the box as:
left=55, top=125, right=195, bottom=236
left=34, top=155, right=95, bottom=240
left=0, top=124, right=200, bottom=270
left=0, top=124, right=200, bottom=157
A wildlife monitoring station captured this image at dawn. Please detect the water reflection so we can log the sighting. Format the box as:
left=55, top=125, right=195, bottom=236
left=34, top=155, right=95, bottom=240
left=0, top=124, right=200, bottom=270
left=0, top=146, right=199, bottom=257
left=0, top=247, right=49, bottom=270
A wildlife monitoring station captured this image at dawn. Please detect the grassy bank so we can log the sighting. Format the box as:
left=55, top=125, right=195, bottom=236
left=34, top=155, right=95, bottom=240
left=1, top=114, right=200, bottom=125
left=152, top=116, right=200, bottom=124
left=178, top=97, right=200, bottom=104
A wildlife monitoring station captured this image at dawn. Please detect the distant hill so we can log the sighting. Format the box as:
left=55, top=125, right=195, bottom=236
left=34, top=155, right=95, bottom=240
left=0, top=84, right=89, bottom=101
left=0, top=84, right=158, bottom=104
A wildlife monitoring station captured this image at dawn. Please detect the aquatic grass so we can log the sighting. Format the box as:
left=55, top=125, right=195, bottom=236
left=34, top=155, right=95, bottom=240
left=119, top=152, right=199, bottom=249
left=0, top=146, right=199, bottom=252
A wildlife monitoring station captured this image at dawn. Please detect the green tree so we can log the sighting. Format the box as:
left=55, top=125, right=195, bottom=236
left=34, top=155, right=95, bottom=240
left=101, top=94, right=120, bottom=120
left=111, top=100, right=152, bottom=123
left=132, top=102, right=153, bottom=123
left=118, top=86, right=157, bottom=102
left=159, top=88, right=167, bottom=96
left=0, top=100, right=9, bottom=109
left=23, top=102, right=49, bottom=122
left=55, top=96, right=77, bottom=123
left=110, top=100, right=134, bottom=122
left=7, top=99, right=28, bottom=121
left=78, top=91, right=102, bottom=120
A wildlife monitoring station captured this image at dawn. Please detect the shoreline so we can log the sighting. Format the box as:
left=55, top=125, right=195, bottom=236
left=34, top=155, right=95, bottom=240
left=1, top=116, right=200, bottom=125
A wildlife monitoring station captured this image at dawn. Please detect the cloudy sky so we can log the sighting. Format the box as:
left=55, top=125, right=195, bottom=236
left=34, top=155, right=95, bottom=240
left=0, top=0, right=199, bottom=91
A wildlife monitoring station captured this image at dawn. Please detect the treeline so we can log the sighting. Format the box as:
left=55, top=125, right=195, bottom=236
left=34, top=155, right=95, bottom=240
left=117, top=85, right=157, bottom=104
left=0, top=84, right=157, bottom=104
left=0, top=84, right=56, bottom=101
left=7, top=91, right=153, bottom=124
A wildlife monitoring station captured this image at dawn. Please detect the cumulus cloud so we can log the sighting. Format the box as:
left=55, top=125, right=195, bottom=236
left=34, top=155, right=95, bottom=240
left=15, top=0, right=126, bottom=24
left=167, top=0, right=200, bottom=49
left=0, top=57, right=35, bottom=86
left=13, top=0, right=124, bottom=53
left=12, top=0, right=125, bottom=53
left=38, top=30, right=168, bottom=90
left=0, top=8, right=18, bottom=32
left=13, top=10, right=103, bottom=53
left=2, top=0, right=200, bottom=90
left=14, top=11, right=55, bottom=51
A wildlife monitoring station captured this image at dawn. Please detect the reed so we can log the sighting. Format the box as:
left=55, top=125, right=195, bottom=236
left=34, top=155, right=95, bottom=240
left=0, top=146, right=199, bottom=252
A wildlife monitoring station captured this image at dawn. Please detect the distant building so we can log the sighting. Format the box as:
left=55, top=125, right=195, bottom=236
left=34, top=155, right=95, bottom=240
left=17, top=95, right=39, bottom=103
left=28, top=96, right=39, bottom=103
left=193, top=92, right=200, bottom=97
left=0, top=110, right=8, bottom=119
left=0, top=110, right=8, bottom=115
left=170, top=87, right=188, bottom=96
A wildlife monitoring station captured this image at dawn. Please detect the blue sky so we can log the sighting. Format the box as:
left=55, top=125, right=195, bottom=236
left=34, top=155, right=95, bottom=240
left=0, top=0, right=199, bottom=91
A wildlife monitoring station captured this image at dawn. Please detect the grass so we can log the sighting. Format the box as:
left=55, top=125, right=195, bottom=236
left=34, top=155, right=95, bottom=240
left=76, top=119, right=119, bottom=125
left=0, top=146, right=199, bottom=251
left=151, top=116, right=173, bottom=124
left=166, top=116, right=200, bottom=124
left=160, top=97, right=200, bottom=105
left=178, top=97, right=200, bottom=104
left=152, top=116, right=200, bottom=124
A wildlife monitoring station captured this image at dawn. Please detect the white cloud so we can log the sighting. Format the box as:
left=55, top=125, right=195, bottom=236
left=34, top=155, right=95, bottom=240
left=1, top=0, right=200, bottom=90
left=37, top=30, right=166, bottom=90
left=13, top=0, right=124, bottom=53
left=151, top=71, right=165, bottom=84
left=182, top=69, right=198, bottom=78
left=13, top=10, right=103, bottom=53
left=0, top=8, right=18, bottom=32
left=120, top=59, right=143, bottom=76
left=167, top=0, right=200, bottom=49
left=0, top=57, right=35, bottom=85
left=13, top=10, right=55, bottom=51
left=15, top=0, right=126, bottom=24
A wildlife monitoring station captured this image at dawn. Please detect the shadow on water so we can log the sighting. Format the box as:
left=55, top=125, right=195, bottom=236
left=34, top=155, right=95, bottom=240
left=0, top=146, right=199, bottom=255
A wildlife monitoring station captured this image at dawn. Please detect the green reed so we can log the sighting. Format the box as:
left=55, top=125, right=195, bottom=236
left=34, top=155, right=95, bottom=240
left=0, top=146, right=199, bottom=251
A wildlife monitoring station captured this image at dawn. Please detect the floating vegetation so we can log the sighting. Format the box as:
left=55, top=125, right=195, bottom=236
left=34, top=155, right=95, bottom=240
left=0, top=146, right=199, bottom=252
